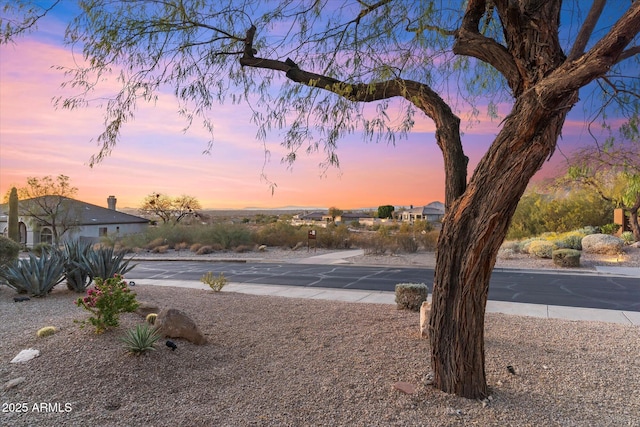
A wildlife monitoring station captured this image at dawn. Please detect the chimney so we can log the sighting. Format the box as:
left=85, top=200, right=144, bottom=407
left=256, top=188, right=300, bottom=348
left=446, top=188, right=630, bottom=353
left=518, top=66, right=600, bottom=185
left=107, top=195, right=117, bottom=210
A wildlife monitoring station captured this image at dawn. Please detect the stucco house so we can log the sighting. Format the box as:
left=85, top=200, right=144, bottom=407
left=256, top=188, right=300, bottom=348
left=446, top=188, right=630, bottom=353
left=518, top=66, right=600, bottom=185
left=399, top=201, right=445, bottom=223
left=0, top=195, right=149, bottom=248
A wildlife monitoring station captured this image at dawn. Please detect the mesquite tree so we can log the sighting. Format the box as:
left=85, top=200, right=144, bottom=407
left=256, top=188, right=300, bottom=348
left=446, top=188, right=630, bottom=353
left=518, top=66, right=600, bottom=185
left=2, top=0, right=639, bottom=398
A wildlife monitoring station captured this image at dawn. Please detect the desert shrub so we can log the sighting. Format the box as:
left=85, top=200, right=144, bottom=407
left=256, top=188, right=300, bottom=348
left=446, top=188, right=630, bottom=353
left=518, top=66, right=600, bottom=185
left=0, top=252, right=65, bottom=296
left=174, top=242, right=189, bottom=250
left=190, top=243, right=203, bottom=253
left=620, top=231, right=636, bottom=245
left=519, top=238, right=545, bottom=254
left=254, top=222, right=306, bottom=248
left=146, top=237, right=166, bottom=250
left=621, top=231, right=635, bottom=245
left=577, top=226, right=600, bottom=235
left=75, top=275, right=139, bottom=333
left=395, top=283, right=428, bottom=311
left=199, top=224, right=253, bottom=249
left=560, top=232, right=585, bottom=250
left=201, top=271, right=227, bottom=291
left=527, top=240, right=554, bottom=259
left=396, top=234, right=419, bottom=253
left=552, top=249, right=581, bottom=268
left=416, top=230, right=440, bottom=251
left=321, top=224, right=351, bottom=249
left=500, top=241, right=521, bottom=253
left=497, top=247, right=517, bottom=260
left=121, top=323, right=161, bottom=355
left=152, top=245, right=169, bottom=254
left=233, top=244, right=253, bottom=253
left=196, top=245, right=214, bottom=255
left=600, top=223, right=621, bottom=235
left=36, top=326, right=57, bottom=338
left=0, top=235, right=20, bottom=267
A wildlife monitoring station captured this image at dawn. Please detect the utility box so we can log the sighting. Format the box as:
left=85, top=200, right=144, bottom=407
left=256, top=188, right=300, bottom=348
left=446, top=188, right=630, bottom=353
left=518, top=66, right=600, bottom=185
left=613, top=208, right=629, bottom=236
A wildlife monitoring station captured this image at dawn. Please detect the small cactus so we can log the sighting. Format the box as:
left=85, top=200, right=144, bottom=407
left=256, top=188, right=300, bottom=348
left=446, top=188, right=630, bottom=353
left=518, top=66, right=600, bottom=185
left=146, top=313, right=158, bottom=325
left=36, top=326, right=57, bottom=338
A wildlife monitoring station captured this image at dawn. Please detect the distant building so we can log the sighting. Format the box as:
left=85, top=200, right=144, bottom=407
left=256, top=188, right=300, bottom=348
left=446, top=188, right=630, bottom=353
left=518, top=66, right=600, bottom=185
left=0, top=195, right=149, bottom=247
left=398, top=201, right=445, bottom=223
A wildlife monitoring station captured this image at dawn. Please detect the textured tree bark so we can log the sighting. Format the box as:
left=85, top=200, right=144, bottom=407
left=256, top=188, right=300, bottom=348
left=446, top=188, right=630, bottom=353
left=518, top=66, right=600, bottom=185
left=429, top=91, right=573, bottom=398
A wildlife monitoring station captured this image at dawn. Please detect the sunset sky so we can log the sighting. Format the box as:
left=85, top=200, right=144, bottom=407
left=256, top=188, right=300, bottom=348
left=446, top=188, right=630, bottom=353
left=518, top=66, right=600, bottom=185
left=0, top=4, right=604, bottom=210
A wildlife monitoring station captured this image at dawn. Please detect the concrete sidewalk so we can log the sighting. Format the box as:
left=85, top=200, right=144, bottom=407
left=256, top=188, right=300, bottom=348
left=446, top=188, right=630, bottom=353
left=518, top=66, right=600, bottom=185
left=135, top=279, right=640, bottom=326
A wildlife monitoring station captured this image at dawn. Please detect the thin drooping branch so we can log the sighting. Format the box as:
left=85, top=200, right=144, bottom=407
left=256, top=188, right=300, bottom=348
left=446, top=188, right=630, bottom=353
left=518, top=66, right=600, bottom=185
left=453, top=0, right=521, bottom=95
left=567, top=0, right=606, bottom=61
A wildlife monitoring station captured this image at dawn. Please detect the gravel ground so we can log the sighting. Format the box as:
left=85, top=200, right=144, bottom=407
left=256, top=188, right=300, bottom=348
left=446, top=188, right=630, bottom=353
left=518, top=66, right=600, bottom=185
left=1, top=247, right=639, bottom=426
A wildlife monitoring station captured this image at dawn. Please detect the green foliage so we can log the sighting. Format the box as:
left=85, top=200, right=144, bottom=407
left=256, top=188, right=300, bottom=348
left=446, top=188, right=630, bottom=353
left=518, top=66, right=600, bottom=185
left=120, top=323, right=162, bottom=355
left=560, top=232, right=586, bottom=250
left=8, top=187, right=19, bottom=242
left=321, top=224, right=351, bottom=249
left=525, top=240, right=554, bottom=259
left=395, top=283, right=428, bottom=312
left=254, top=222, right=307, bottom=248
left=552, top=249, right=581, bottom=268
left=396, top=234, right=419, bottom=253
left=61, top=240, right=94, bottom=292
left=508, top=188, right=614, bottom=240
left=201, top=272, right=227, bottom=292
left=600, top=223, right=621, bottom=235
left=80, top=246, right=135, bottom=280
left=0, top=252, right=65, bottom=296
left=0, top=235, right=20, bottom=268
left=75, top=275, right=139, bottom=333
left=36, top=326, right=57, bottom=338
left=377, top=205, right=394, bottom=219
left=621, top=231, right=635, bottom=244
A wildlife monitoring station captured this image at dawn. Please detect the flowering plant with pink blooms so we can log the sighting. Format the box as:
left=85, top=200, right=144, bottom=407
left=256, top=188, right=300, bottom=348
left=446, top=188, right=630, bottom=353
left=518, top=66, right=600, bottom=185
left=75, top=274, right=139, bottom=333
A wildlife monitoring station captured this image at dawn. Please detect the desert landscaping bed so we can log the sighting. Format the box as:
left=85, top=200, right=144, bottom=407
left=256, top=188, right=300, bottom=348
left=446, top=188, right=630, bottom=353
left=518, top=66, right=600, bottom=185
left=1, top=284, right=639, bottom=426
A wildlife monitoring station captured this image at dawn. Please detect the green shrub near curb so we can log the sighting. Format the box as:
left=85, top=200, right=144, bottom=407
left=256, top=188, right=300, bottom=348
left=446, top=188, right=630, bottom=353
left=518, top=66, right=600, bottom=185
left=395, top=283, right=428, bottom=311
left=552, top=249, right=581, bottom=268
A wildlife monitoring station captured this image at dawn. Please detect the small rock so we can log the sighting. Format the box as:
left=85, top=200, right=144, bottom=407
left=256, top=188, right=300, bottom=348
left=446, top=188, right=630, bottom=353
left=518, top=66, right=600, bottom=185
left=13, top=296, right=30, bottom=302
left=507, top=365, right=516, bottom=375
left=393, top=381, right=416, bottom=394
left=3, top=377, right=26, bottom=390
left=11, top=349, right=40, bottom=363
left=258, top=245, right=267, bottom=252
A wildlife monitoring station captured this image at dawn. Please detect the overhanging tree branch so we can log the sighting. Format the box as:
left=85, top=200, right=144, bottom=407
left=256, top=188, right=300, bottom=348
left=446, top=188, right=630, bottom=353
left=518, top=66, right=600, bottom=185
left=240, top=24, right=468, bottom=204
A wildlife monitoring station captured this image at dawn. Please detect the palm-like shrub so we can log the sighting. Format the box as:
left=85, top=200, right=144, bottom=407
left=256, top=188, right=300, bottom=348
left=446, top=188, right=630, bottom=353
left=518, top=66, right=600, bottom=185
left=80, top=246, right=135, bottom=279
left=62, top=240, right=94, bottom=292
left=121, top=323, right=162, bottom=355
left=0, top=252, right=65, bottom=296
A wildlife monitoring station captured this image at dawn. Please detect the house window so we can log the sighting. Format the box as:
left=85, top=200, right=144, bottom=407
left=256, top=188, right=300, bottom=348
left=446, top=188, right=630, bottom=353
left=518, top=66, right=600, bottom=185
left=40, top=227, right=53, bottom=244
left=99, top=227, right=108, bottom=236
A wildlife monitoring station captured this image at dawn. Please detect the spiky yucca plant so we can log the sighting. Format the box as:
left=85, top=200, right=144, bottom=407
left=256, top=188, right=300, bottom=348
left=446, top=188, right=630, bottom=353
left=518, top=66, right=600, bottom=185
left=0, top=252, right=65, bottom=296
left=62, top=240, right=94, bottom=292
left=121, top=323, right=162, bottom=355
left=80, top=246, right=135, bottom=280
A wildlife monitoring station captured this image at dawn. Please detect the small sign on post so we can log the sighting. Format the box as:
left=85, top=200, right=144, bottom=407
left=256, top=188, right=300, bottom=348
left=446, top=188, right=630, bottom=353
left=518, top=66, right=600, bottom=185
left=308, top=229, right=317, bottom=252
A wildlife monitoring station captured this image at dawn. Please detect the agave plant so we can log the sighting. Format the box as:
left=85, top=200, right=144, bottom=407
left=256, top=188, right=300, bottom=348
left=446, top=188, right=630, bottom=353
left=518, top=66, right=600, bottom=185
left=79, top=246, right=136, bottom=280
left=61, top=240, right=94, bottom=292
left=121, top=323, right=162, bottom=355
left=0, top=252, right=65, bottom=297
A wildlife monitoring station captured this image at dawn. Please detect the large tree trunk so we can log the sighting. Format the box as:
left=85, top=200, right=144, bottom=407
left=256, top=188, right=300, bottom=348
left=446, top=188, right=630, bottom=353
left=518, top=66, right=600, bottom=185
left=429, top=91, right=573, bottom=398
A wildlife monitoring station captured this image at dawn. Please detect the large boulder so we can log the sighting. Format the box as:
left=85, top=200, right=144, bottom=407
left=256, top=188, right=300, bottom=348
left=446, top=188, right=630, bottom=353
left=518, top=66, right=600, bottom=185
left=581, top=234, right=624, bottom=255
left=155, top=308, right=207, bottom=345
